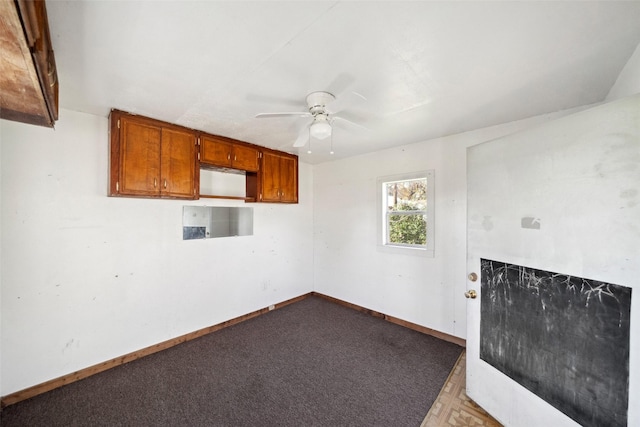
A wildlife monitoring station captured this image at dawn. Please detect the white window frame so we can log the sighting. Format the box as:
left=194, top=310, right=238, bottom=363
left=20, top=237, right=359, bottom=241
left=377, top=170, right=435, bottom=257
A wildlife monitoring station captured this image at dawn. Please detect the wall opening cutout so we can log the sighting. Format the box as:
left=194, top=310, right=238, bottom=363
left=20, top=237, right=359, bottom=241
left=183, top=206, right=253, bottom=240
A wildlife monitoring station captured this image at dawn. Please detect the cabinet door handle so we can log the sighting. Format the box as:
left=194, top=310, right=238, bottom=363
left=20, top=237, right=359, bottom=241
left=164, top=179, right=167, bottom=189
left=154, top=178, right=157, bottom=188
left=234, top=155, right=237, bottom=161
left=47, top=58, right=57, bottom=87
left=227, top=153, right=231, bottom=160
left=49, top=72, right=57, bottom=87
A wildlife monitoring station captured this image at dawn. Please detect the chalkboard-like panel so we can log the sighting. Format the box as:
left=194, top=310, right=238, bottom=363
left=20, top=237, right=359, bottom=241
left=480, top=259, right=631, bottom=427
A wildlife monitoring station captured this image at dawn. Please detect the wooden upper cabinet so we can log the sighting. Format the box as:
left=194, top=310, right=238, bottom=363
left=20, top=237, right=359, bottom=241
left=109, top=110, right=198, bottom=199
left=160, top=128, right=198, bottom=197
left=201, top=136, right=259, bottom=172
left=260, top=152, right=280, bottom=202
left=259, top=151, right=298, bottom=203
left=201, top=136, right=232, bottom=168
left=108, top=110, right=298, bottom=203
left=279, top=155, right=297, bottom=203
left=119, top=119, right=162, bottom=196
left=233, top=144, right=260, bottom=172
left=0, top=0, right=59, bottom=127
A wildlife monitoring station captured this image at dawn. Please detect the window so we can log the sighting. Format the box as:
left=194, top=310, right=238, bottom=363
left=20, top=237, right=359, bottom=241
left=377, top=171, right=434, bottom=257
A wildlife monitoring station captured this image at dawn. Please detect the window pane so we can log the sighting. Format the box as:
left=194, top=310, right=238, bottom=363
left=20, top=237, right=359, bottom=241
left=385, top=178, right=427, bottom=212
left=377, top=170, right=434, bottom=256
left=388, top=213, right=426, bottom=245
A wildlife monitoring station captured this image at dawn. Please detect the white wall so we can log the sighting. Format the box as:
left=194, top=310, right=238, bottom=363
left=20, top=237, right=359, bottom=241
left=466, top=93, right=639, bottom=427
left=607, top=41, right=640, bottom=101
left=0, top=109, right=314, bottom=396
left=312, top=106, right=590, bottom=338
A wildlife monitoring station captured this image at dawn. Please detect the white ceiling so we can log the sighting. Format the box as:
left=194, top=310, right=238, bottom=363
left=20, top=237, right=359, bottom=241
left=46, top=1, right=640, bottom=164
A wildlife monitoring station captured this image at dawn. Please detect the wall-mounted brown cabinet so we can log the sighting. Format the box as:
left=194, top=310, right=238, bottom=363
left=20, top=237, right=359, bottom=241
left=109, top=110, right=199, bottom=199
left=255, top=151, right=298, bottom=203
left=0, top=0, right=59, bottom=127
left=201, top=136, right=259, bottom=172
left=109, top=109, right=298, bottom=203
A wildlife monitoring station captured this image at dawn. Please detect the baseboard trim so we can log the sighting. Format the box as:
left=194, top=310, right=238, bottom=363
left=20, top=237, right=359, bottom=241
left=0, top=293, right=310, bottom=408
left=311, top=292, right=466, bottom=348
left=1, top=291, right=465, bottom=408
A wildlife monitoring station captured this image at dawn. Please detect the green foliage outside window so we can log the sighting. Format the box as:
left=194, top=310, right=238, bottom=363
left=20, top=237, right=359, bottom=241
left=385, top=178, right=427, bottom=246
left=388, top=204, right=427, bottom=245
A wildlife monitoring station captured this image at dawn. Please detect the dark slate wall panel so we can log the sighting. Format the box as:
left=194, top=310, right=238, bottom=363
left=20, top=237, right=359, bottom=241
left=480, top=259, right=631, bottom=427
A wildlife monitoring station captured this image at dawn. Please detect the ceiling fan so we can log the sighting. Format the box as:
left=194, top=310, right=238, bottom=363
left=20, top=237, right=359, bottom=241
left=255, top=91, right=367, bottom=150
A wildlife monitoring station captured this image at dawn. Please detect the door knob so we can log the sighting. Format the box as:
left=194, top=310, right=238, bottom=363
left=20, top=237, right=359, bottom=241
left=468, top=272, right=478, bottom=282
left=464, top=289, right=478, bottom=299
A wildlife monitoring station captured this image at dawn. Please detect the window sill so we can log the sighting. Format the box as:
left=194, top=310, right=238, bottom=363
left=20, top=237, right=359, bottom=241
left=377, top=244, right=434, bottom=258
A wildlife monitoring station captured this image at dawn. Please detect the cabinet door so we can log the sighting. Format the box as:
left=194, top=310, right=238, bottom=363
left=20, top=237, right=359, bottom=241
left=119, top=119, right=161, bottom=196
left=201, top=136, right=232, bottom=168
left=259, top=151, right=298, bottom=203
left=260, top=151, right=282, bottom=202
left=279, top=155, right=298, bottom=203
left=232, top=145, right=259, bottom=172
left=161, top=128, right=197, bottom=198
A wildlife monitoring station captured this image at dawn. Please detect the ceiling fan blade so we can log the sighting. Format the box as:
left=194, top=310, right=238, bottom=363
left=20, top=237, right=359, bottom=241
left=327, top=91, right=368, bottom=114
left=255, top=112, right=312, bottom=119
left=293, top=126, right=309, bottom=147
left=326, top=73, right=356, bottom=98
left=332, top=116, right=370, bottom=132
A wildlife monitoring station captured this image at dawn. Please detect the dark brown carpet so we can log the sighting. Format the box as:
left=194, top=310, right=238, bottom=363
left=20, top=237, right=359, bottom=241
left=1, top=295, right=463, bottom=426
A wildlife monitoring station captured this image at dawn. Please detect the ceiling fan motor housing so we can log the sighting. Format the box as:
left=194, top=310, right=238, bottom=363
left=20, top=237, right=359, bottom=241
left=306, top=91, right=335, bottom=112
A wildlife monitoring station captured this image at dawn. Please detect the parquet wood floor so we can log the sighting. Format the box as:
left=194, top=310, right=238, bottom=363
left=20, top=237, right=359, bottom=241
left=422, top=351, right=503, bottom=427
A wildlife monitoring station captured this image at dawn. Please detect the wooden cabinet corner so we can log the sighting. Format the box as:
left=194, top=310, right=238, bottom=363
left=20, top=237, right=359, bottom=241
left=0, top=0, right=59, bottom=127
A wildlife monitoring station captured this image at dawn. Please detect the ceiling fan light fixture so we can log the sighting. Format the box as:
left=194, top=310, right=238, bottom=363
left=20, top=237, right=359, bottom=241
left=310, top=120, right=332, bottom=139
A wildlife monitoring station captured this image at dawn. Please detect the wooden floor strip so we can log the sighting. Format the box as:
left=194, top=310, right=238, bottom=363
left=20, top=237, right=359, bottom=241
left=311, top=292, right=466, bottom=347
left=421, top=350, right=503, bottom=427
